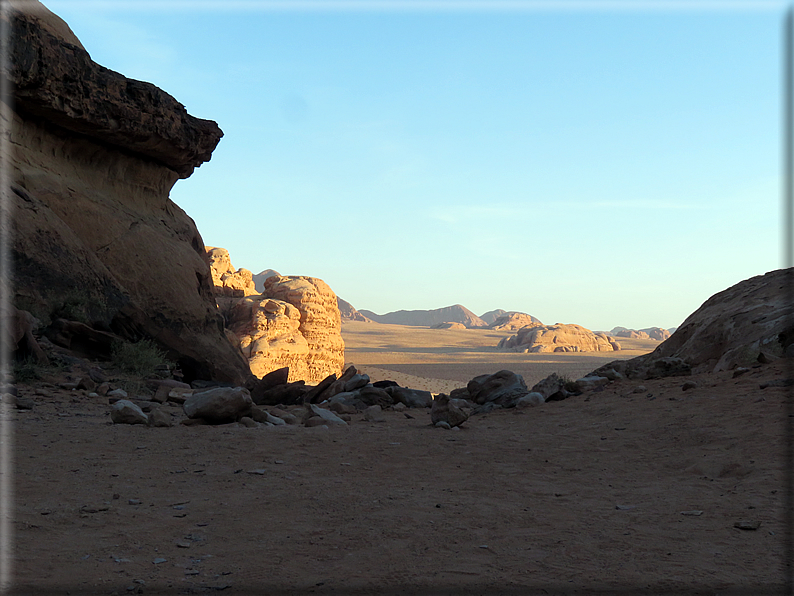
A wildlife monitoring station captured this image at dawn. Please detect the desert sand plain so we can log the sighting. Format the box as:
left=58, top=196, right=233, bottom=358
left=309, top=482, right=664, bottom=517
left=9, top=321, right=790, bottom=595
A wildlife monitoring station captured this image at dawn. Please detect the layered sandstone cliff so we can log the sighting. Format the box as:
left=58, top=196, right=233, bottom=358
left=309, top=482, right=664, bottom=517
left=4, top=1, right=250, bottom=383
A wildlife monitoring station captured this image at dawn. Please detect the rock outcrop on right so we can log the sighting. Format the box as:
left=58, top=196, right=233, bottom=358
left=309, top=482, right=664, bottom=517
left=593, top=268, right=794, bottom=378
left=497, top=324, right=620, bottom=353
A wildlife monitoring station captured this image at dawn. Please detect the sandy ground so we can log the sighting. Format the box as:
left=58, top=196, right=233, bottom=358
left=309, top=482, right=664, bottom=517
left=7, top=321, right=792, bottom=595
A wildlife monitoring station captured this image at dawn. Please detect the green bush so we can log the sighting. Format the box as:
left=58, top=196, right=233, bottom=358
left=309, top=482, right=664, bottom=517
left=111, top=339, right=170, bottom=378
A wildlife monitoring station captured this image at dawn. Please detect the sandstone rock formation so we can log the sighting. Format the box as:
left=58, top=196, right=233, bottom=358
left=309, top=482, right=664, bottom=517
left=338, top=298, right=371, bottom=322
left=359, top=305, right=488, bottom=328
left=206, top=247, right=258, bottom=297
left=497, top=324, right=620, bottom=353
left=593, top=269, right=794, bottom=378
left=225, top=275, right=345, bottom=384
left=610, top=327, right=650, bottom=340
left=5, top=1, right=250, bottom=384
left=253, top=270, right=280, bottom=293
left=640, top=327, right=672, bottom=341
left=488, top=312, right=542, bottom=331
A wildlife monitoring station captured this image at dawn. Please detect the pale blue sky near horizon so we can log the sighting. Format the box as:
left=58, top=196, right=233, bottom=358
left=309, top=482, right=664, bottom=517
left=45, top=0, right=784, bottom=331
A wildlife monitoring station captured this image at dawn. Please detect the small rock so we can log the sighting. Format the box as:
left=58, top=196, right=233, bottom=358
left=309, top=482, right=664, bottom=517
left=147, top=408, right=172, bottom=428
left=15, top=396, right=34, bottom=410
left=681, top=381, right=698, bottom=391
left=732, top=367, right=750, bottom=378
left=107, top=388, right=128, bottom=399
left=59, top=382, right=79, bottom=390
left=392, top=402, right=407, bottom=412
left=632, top=385, right=647, bottom=394
left=238, top=416, right=258, bottom=428
left=96, top=383, right=111, bottom=396
left=514, top=393, right=545, bottom=408
left=128, top=499, right=142, bottom=505
left=734, top=520, right=761, bottom=530
left=176, top=541, right=191, bottom=549
left=681, top=510, right=703, bottom=516
left=434, top=420, right=451, bottom=429
left=76, top=377, right=97, bottom=391
left=247, top=469, right=266, bottom=475
left=363, top=405, right=386, bottom=422
left=305, top=403, right=347, bottom=426
left=304, top=417, right=328, bottom=428
left=152, top=557, right=167, bottom=564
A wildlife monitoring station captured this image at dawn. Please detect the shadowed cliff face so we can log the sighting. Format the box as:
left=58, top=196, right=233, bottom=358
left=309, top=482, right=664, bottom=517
left=3, top=1, right=251, bottom=384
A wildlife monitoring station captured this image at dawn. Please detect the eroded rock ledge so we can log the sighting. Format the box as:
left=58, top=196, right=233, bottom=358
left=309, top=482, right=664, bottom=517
left=3, top=1, right=222, bottom=178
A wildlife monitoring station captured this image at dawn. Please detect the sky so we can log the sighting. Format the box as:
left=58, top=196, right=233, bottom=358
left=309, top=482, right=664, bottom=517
left=44, top=0, right=785, bottom=331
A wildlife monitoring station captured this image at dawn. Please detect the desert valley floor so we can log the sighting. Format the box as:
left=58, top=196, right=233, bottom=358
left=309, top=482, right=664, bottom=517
left=8, top=321, right=791, bottom=595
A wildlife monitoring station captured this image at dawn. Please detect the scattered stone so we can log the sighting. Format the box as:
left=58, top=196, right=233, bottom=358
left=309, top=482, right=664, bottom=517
left=96, top=382, right=111, bottom=396
left=304, top=418, right=328, bottom=428
left=270, top=408, right=298, bottom=425
left=246, top=469, right=266, bottom=475
left=576, top=376, right=609, bottom=392
left=59, top=382, right=78, bottom=391
left=107, top=388, right=128, bottom=399
left=238, top=416, right=258, bottom=428
left=732, top=367, right=751, bottom=378
left=110, top=400, right=148, bottom=425
left=759, top=378, right=794, bottom=389
left=304, top=403, right=347, bottom=426
left=681, top=381, right=698, bottom=391
left=434, top=421, right=451, bottom=429
left=176, top=541, right=191, bottom=549
left=363, top=405, right=386, bottom=422
left=681, top=510, right=703, bottom=516
left=76, top=377, right=96, bottom=391
left=152, top=558, right=167, bottom=565
left=734, top=520, right=761, bottom=530
left=514, top=393, right=545, bottom=408
left=392, top=402, right=407, bottom=412
left=328, top=401, right=357, bottom=415
left=632, top=385, right=647, bottom=394
left=128, top=499, right=142, bottom=505
left=15, top=396, right=34, bottom=410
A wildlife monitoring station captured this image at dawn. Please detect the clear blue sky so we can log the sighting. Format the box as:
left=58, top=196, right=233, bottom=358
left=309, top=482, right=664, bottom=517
left=46, top=0, right=784, bottom=331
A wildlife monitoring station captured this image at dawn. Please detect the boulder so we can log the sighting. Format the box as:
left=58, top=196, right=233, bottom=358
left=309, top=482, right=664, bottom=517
left=183, top=387, right=253, bottom=423
left=575, top=376, right=610, bottom=391
left=6, top=306, right=48, bottom=364
left=498, top=324, right=619, bottom=353
left=5, top=2, right=250, bottom=384
left=252, top=381, right=309, bottom=406
left=363, top=405, right=386, bottom=422
left=430, top=393, right=469, bottom=428
left=384, top=386, right=433, bottom=408
left=357, top=386, right=394, bottom=409
left=530, top=373, right=569, bottom=401
left=110, top=400, right=148, bottom=425
left=466, top=370, right=529, bottom=407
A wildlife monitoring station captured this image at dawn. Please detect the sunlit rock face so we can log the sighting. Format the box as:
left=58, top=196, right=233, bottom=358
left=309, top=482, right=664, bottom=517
left=5, top=0, right=250, bottom=383
left=222, top=274, right=345, bottom=384
left=206, top=247, right=258, bottom=297
left=498, top=324, right=620, bottom=353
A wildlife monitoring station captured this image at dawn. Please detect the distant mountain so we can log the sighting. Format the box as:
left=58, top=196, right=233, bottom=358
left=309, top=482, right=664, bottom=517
left=359, top=304, right=488, bottom=328
left=480, top=309, right=509, bottom=325
left=640, top=327, right=672, bottom=341
left=338, top=298, right=370, bottom=322
left=252, top=269, right=280, bottom=293
left=668, top=326, right=678, bottom=334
